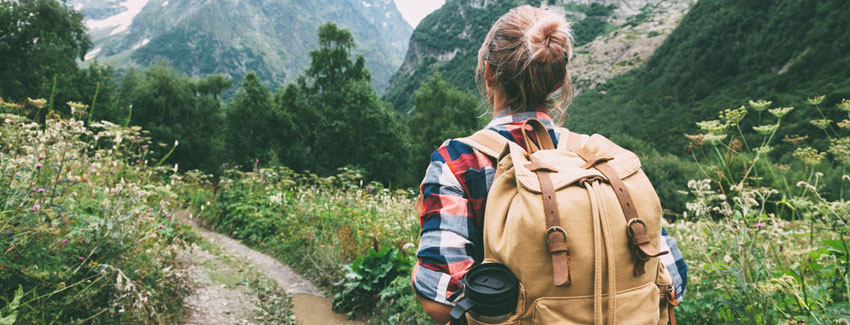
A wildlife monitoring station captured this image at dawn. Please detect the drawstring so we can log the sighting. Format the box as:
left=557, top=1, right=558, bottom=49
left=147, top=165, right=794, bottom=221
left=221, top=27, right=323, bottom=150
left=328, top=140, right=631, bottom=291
left=586, top=180, right=617, bottom=325
left=593, top=181, right=617, bottom=325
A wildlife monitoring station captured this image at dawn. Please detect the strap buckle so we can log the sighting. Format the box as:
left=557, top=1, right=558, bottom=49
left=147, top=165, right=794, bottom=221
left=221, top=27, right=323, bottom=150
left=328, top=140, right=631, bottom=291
left=626, top=218, right=646, bottom=238
left=546, top=226, right=568, bottom=244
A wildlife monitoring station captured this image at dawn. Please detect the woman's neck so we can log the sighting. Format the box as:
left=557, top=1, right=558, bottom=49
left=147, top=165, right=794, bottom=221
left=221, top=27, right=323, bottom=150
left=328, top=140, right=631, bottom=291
left=491, top=90, right=509, bottom=117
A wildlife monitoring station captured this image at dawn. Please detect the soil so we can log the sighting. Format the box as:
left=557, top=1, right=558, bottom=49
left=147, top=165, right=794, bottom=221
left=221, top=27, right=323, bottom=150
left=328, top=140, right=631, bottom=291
left=180, top=214, right=364, bottom=325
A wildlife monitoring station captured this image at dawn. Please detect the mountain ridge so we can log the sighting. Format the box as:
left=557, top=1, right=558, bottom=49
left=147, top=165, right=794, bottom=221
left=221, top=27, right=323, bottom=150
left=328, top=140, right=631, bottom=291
left=73, top=0, right=413, bottom=93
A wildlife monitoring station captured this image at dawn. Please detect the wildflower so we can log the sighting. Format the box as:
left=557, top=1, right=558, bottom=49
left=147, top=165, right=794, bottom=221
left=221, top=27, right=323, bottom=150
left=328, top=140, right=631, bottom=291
left=32, top=203, right=41, bottom=211
left=783, top=134, right=808, bottom=145
left=805, top=95, right=825, bottom=106
left=696, top=120, right=727, bottom=134
left=755, top=222, right=765, bottom=229
left=62, top=239, right=68, bottom=244
left=793, top=147, right=826, bottom=166
left=828, top=137, right=850, bottom=166
left=838, top=119, right=850, bottom=130
left=719, top=106, right=747, bottom=127
left=837, top=98, right=850, bottom=112
left=685, top=134, right=706, bottom=147
left=774, top=163, right=791, bottom=171
left=769, top=106, right=794, bottom=118
left=37, top=188, right=45, bottom=193
left=67, top=101, right=89, bottom=118
left=158, top=224, right=164, bottom=229
left=100, top=269, right=107, bottom=274
left=810, top=119, right=832, bottom=130
left=5, top=231, right=11, bottom=237
left=79, top=256, right=85, bottom=261
left=752, top=124, right=778, bottom=135
left=26, top=97, right=46, bottom=109
left=754, top=145, right=773, bottom=155
left=703, top=133, right=727, bottom=145
left=36, top=162, right=43, bottom=169
left=748, top=99, right=772, bottom=112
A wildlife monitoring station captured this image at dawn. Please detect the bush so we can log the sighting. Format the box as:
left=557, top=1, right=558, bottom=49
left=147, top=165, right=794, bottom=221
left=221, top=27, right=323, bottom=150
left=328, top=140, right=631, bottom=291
left=0, top=107, right=192, bottom=323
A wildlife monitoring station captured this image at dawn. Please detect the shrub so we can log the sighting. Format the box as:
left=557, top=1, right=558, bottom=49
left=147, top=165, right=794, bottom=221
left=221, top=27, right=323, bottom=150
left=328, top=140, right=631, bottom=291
left=0, top=106, right=192, bottom=323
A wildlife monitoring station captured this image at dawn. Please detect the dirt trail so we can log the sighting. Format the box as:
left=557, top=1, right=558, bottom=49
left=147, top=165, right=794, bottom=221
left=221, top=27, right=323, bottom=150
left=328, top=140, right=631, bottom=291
left=181, top=214, right=363, bottom=325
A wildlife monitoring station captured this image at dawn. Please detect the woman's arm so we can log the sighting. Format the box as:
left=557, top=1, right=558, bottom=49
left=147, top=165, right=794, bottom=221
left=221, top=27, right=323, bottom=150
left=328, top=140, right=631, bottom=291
left=412, top=144, right=481, bottom=323
left=659, top=227, right=688, bottom=301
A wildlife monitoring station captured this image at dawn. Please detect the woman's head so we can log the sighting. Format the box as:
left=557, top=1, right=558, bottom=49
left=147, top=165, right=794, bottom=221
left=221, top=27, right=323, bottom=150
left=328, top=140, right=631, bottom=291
left=476, top=5, right=573, bottom=122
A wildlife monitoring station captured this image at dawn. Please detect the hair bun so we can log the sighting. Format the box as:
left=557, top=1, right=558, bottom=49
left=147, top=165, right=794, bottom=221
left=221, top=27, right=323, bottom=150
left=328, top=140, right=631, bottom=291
left=527, top=16, right=571, bottom=63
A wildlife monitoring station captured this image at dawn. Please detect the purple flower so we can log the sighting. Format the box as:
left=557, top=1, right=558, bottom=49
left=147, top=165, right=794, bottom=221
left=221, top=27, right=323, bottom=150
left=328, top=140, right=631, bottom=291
left=158, top=224, right=164, bottom=229
left=35, top=162, right=43, bottom=169
left=62, top=239, right=68, bottom=244
left=37, top=188, right=45, bottom=193
left=755, top=222, right=765, bottom=229
left=32, top=203, right=41, bottom=211
left=5, top=232, right=11, bottom=238
left=100, top=268, right=107, bottom=274
left=79, top=256, right=85, bottom=261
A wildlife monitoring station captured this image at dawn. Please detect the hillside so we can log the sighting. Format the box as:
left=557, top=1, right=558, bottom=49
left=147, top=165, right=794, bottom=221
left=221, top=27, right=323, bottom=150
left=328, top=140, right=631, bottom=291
left=73, top=0, right=412, bottom=93
left=384, top=0, right=695, bottom=112
left=566, top=0, right=850, bottom=154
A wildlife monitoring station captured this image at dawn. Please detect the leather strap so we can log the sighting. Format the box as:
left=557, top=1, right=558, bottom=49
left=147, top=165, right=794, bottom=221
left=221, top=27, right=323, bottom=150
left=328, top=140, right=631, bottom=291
left=667, top=288, right=679, bottom=325
left=457, top=129, right=509, bottom=158
left=529, top=156, right=571, bottom=287
left=564, top=131, right=668, bottom=276
left=520, top=119, right=554, bottom=153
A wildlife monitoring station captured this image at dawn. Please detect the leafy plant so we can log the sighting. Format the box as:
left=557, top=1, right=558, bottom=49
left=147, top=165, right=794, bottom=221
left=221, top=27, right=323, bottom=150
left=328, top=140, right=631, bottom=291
left=332, top=248, right=415, bottom=318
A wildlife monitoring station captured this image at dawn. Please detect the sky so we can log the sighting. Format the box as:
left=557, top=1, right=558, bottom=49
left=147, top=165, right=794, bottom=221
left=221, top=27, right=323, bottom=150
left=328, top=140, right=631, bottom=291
left=394, top=0, right=445, bottom=27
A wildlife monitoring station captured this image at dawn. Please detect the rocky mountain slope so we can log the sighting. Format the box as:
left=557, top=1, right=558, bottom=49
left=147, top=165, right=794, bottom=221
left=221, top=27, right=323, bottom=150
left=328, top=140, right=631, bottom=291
left=384, top=0, right=695, bottom=112
left=72, top=0, right=413, bottom=92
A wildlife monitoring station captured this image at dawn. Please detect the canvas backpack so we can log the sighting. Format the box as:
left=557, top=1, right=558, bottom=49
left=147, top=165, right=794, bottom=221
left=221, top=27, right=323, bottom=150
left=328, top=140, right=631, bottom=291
left=454, top=119, right=679, bottom=325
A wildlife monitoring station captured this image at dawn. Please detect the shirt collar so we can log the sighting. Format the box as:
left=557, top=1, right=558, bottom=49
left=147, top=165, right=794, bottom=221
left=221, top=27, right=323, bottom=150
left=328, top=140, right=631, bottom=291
left=485, top=109, right=556, bottom=130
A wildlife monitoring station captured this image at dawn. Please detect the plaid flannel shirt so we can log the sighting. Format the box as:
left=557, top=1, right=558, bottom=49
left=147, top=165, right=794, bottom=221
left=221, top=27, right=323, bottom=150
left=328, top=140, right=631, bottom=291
left=412, top=110, right=688, bottom=306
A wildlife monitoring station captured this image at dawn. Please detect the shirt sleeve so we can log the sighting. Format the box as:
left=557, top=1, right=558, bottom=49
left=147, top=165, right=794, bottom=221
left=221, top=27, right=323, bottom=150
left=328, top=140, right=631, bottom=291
left=412, top=146, right=478, bottom=306
left=659, top=227, right=688, bottom=302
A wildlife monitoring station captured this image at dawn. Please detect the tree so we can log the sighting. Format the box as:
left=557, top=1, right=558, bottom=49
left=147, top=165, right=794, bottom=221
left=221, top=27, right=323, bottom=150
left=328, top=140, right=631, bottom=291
left=409, top=73, right=484, bottom=178
left=226, top=71, right=276, bottom=169
left=0, top=0, right=90, bottom=101
left=277, top=23, right=413, bottom=185
left=119, top=63, right=229, bottom=173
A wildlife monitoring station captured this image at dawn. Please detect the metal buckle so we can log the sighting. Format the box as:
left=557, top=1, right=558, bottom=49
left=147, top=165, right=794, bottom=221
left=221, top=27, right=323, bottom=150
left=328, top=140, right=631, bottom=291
left=546, top=226, right=567, bottom=244
left=626, top=218, right=646, bottom=238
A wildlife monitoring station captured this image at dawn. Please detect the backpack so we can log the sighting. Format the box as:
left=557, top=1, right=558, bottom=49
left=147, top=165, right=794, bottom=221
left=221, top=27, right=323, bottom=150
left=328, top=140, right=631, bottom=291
left=455, top=119, right=678, bottom=325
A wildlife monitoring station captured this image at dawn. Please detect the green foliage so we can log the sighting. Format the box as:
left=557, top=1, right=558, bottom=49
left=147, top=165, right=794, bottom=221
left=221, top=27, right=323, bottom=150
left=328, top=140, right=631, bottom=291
left=571, top=17, right=615, bottom=46
left=226, top=71, right=276, bottom=169
left=568, top=0, right=850, bottom=157
left=0, top=0, right=90, bottom=101
left=0, top=113, right=192, bottom=323
left=332, top=248, right=415, bottom=317
left=669, top=95, right=850, bottom=323
left=276, top=23, right=414, bottom=186
left=118, top=63, right=229, bottom=173
left=409, top=73, right=485, bottom=178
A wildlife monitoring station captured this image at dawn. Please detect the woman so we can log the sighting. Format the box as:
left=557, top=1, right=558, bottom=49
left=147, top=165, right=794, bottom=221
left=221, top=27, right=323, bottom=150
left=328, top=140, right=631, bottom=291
left=411, top=5, right=687, bottom=324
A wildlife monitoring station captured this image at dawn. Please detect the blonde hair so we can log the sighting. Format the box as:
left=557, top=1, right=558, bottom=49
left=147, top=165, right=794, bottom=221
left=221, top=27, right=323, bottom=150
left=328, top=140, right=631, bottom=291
left=475, top=5, right=574, bottom=123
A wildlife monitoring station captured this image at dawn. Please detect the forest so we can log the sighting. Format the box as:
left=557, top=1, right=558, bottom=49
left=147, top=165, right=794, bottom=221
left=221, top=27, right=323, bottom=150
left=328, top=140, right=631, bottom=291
left=1, top=0, right=849, bottom=323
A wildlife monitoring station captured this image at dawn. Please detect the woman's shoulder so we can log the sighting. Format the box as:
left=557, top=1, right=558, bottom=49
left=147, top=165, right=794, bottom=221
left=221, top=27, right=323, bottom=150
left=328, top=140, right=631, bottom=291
left=428, top=137, right=496, bottom=174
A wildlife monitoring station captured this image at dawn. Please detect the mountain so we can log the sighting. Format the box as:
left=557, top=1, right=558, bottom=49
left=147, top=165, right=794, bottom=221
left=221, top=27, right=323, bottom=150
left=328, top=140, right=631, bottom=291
left=72, top=0, right=413, bottom=93
left=384, top=0, right=696, bottom=112
left=566, top=0, right=850, bottom=154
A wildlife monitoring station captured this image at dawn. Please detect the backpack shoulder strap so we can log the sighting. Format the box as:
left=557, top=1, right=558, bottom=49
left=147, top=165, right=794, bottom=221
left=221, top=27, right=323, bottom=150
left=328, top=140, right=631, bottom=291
left=457, top=129, right=509, bottom=158
left=556, top=127, right=587, bottom=152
